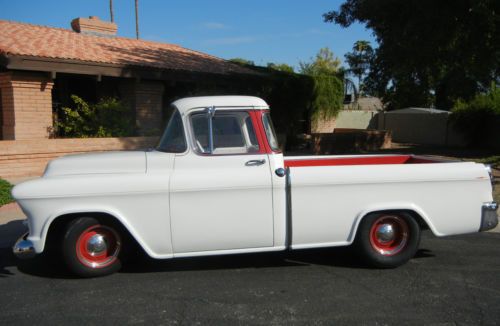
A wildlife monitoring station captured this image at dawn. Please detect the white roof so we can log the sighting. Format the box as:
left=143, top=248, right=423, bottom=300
left=171, top=96, right=269, bottom=114
left=386, top=107, right=450, bottom=114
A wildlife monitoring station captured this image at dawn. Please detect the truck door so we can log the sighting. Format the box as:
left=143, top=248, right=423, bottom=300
left=169, top=109, right=274, bottom=254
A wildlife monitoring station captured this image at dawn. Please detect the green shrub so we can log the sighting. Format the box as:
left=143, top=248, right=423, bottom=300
left=451, top=87, right=500, bottom=146
left=57, top=95, right=136, bottom=138
left=310, top=74, right=344, bottom=121
left=0, top=178, right=14, bottom=207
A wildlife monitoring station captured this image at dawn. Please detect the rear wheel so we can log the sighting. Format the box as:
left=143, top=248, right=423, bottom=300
left=62, top=217, right=122, bottom=277
left=354, top=212, right=420, bottom=268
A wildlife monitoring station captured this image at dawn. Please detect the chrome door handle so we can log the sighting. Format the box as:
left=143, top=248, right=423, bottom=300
left=245, top=159, right=266, bottom=166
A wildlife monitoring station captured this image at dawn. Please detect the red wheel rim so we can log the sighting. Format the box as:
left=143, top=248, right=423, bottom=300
left=369, top=215, right=409, bottom=256
left=76, top=225, right=121, bottom=269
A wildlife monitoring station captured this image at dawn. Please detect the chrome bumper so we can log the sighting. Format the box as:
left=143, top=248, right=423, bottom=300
left=13, top=232, right=36, bottom=259
left=480, top=202, right=498, bottom=232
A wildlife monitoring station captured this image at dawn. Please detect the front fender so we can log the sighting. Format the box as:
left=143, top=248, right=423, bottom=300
left=42, top=206, right=174, bottom=259
left=14, top=174, right=173, bottom=259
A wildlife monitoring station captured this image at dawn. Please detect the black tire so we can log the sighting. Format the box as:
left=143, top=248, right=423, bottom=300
left=62, top=217, right=122, bottom=277
left=354, top=212, right=421, bottom=268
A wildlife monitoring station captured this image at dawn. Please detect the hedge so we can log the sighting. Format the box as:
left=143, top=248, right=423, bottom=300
left=0, top=178, right=14, bottom=207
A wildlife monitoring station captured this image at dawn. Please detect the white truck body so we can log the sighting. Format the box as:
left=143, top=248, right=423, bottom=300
left=12, top=96, right=498, bottom=275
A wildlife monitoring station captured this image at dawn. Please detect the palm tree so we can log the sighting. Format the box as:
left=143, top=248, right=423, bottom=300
left=344, top=40, right=373, bottom=96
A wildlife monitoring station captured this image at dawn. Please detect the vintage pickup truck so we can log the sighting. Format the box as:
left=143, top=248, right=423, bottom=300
left=13, top=96, right=498, bottom=277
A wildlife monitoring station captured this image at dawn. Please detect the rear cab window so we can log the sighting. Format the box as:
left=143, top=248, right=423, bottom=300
left=262, top=112, right=280, bottom=152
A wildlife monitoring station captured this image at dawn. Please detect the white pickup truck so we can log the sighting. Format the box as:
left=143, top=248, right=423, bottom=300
left=13, top=96, right=498, bottom=277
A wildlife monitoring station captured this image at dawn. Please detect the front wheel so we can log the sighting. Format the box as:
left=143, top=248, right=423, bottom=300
left=354, top=212, right=421, bottom=268
left=62, top=217, right=122, bottom=277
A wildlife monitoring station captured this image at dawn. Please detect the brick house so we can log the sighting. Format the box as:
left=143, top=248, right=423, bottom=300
left=0, top=17, right=257, bottom=178
left=0, top=17, right=256, bottom=140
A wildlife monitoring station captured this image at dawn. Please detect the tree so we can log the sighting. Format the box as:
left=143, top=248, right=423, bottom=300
left=267, top=62, right=295, bottom=73
left=344, top=40, right=373, bottom=95
left=299, top=47, right=341, bottom=76
left=324, top=0, right=500, bottom=110
left=299, top=48, right=344, bottom=120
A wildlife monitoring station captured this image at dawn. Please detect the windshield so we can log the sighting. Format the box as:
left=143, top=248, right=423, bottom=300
left=262, top=112, right=280, bottom=151
left=157, top=109, right=187, bottom=153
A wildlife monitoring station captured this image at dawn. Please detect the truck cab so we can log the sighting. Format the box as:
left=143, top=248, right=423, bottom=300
left=157, top=96, right=287, bottom=255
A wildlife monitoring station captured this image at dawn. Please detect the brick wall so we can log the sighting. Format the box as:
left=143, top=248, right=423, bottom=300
left=0, top=71, right=54, bottom=140
left=0, top=137, right=158, bottom=179
left=135, top=81, right=164, bottom=135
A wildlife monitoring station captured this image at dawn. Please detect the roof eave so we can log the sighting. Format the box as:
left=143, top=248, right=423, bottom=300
left=0, top=54, right=261, bottom=82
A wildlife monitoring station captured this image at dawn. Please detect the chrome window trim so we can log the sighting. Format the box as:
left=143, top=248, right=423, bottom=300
left=186, top=108, right=261, bottom=157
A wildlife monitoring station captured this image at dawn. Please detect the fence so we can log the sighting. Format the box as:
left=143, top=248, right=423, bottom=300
left=312, top=110, right=378, bottom=133
left=377, top=111, right=465, bottom=146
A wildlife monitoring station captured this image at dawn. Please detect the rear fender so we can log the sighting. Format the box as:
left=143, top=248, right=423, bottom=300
left=348, top=202, right=439, bottom=243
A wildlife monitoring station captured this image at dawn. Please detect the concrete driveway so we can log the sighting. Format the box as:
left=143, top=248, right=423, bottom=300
left=1, top=218, right=499, bottom=325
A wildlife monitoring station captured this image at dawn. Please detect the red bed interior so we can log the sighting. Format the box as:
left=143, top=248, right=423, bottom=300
left=284, top=155, right=440, bottom=168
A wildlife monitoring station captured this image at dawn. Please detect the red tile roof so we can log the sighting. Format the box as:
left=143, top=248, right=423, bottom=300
left=0, top=20, right=255, bottom=75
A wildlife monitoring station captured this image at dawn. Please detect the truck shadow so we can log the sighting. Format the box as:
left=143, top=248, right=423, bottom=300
left=120, top=247, right=435, bottom=274
left=0, top=220, right=436, bottom=279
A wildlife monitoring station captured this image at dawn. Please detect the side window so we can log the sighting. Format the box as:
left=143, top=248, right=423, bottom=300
left=190, top=111, right=260, bottom=155
left=157, top=109, right=187, bottom=153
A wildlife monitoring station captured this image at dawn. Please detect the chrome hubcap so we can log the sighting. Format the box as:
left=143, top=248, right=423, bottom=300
left=76, top=225, right=121, bottom=269
left=369, top=215, right=410, bottom=256
left=376, top=224, right=395, bottom=243
left=86, top=234, right=107, bottom=256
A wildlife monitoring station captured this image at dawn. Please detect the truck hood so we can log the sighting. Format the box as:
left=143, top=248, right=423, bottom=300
left=43, top=151, right=147, bottom=177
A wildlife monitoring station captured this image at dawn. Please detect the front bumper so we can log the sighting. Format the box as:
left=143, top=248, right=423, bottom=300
left=480, top=202, right=499, bottom=232
left=13, top=232, right=36, bottom=259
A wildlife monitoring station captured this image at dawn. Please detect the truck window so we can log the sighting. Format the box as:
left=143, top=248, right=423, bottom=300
left=157, top=109, right=187, bottom=153
left=190, top=111, right=260, bottom=155
left=262, top=112, right=280, bottom=151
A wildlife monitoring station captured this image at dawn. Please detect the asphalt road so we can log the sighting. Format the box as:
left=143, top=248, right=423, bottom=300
left=1, top=220, right=499, bottom=325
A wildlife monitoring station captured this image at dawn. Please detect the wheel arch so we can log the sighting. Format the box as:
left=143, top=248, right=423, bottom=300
left=43, top=209, right=152, bottom=257
left=348, top=204, right=439, bottom=244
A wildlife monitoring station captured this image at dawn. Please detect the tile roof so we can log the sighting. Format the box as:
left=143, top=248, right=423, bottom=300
left=0, top=20, right=255, bottom=75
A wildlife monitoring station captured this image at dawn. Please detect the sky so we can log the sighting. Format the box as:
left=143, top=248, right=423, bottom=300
left=0, top=0, right=376, bottom=70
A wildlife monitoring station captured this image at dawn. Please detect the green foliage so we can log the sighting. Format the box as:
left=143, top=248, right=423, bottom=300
left=267, top=62, right=295, bottom=73
left=324, top=0, right=499, bottom=110
left=299, top=47, right=341, bottom=76
left=0, top=178, right=14, bottom=207
left=311, top=75, right=344, bottom=120
left=344, top=40, right=374, bottom=95
left=299, top=47, right=345, bottom=121
left=57, top=95, right=136, bottom=138
left=229, top=58, right=255, bottom=66
left=451, top=87, right=500, bottom=146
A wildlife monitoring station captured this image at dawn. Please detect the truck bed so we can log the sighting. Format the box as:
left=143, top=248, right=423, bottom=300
left=284, top=154, right=444, bottom=168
